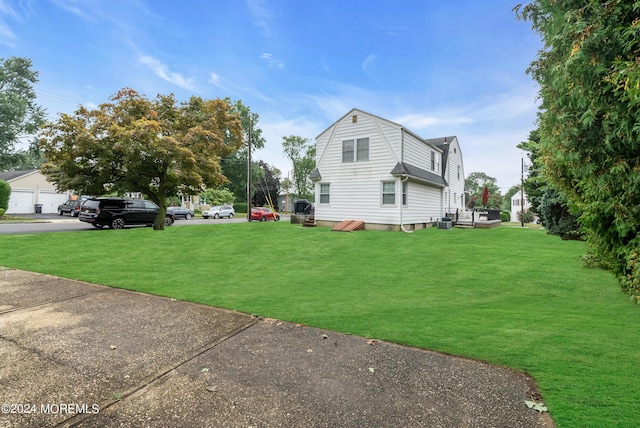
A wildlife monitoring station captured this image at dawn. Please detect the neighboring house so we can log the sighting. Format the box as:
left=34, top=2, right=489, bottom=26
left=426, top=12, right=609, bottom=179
left=0, top=170, right=70, bottom=214
left=311, top=108, right=465, bottom=231
left=277, top=193, right=294, bottom=212
left=511, top=190, right=531, bottom=222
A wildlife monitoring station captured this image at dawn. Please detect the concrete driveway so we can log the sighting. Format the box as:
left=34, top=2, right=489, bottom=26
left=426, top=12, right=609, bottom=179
left=0, top=268, right=553, bottom=427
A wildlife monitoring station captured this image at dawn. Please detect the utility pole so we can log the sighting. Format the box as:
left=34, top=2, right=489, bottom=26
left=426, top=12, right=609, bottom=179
left=285, top=171, right=290, bottom=213
left=246, top=118, right=252, bottom=221
left=520, top=156, right=525, bottom=228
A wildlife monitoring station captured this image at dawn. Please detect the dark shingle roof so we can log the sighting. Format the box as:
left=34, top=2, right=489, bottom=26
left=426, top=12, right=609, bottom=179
left=309, top=168, right=322, bottom=181
left=427, top=136, right=457, bottom=176
left=0, top=169, right=37, bottom=181
left=390, top=162, right=447, bottom=187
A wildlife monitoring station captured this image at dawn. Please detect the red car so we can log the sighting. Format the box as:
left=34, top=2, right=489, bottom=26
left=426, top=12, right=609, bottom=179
left=250, top=207, right=280, bottom=222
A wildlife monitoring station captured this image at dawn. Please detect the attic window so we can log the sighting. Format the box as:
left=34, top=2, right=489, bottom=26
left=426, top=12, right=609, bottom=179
left=352, top=115, right=357, bottom=123
left=454, top=147, right=457, bottom=153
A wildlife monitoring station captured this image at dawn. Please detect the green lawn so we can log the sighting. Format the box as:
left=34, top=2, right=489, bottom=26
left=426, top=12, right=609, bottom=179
left=0, top=223, right=637, bottom=427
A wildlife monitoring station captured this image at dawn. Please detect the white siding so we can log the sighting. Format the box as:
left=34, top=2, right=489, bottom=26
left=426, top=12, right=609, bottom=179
left=403, top=132, right=441, bottom=174
left=315, top=110, right=403, bottom=224
left=314, top=109, right=467, bottom=227
left=511, top=191, right=529, bottom=222
left=443, top=138, right=465, bottom=214
left=401, top=181, right=443, bottom=223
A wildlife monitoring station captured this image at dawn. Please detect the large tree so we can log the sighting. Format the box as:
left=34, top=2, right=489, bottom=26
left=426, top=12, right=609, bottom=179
left=518, top=128, right=580, bottom=237
left=518, top=1, right=640, bottom=293
left=252, top=160, right=281, bottom=209
left=464, top=171, right=502, bottom=209
left=282, top=135, right=315, bottom=200
left=220, top=99, right=266, bottom=202
left=0, top=57, right=46, bottom=171
left=39, top=88, right=243, bottom=229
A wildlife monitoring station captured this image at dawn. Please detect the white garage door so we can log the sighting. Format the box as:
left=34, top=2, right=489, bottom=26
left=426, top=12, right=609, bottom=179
left=7, top=189, right=35, bottom=214
left=38, top=190, right=68, bottom=214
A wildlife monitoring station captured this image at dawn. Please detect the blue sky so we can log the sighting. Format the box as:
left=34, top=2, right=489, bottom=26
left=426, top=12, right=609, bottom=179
left=2, top=0, right=542, bottom=191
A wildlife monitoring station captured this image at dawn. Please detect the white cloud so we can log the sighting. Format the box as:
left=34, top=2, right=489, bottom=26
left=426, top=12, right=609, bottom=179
left=139, top=55, right=196, bottom=90
left=0, top=22, right=15, bottom=46
left=51, top=0, right=93, bottom=20
left=246, top=0, right=273, bottom=39
left=361, top=54, right=378, bottom=78
left=393, top=113, right=474, bottom=129
left=260, top=53, right=284, bottom=69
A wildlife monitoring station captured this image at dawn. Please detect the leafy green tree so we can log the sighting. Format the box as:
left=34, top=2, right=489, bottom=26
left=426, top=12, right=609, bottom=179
left=282, top=135, right=315, bottom=200
left=1, top=146, right=44, bottom=171
left=220, top=99, right=266, bottom=202
left=39, top=88, right=243, bottom=230
left=537, top=187, right=580, bottom=238
left=517, top=1, right=640, bottom=293
left=253, top=160, right=281, bottom=209
left=518, top=128, right=580, bottom=237
left=0, top=57, right=46, bottom=171
left=199, top=188, right=235, bottom=206
left=464, top=172, right=502, bottom=209
left=0, top=180, right=10, bottom=213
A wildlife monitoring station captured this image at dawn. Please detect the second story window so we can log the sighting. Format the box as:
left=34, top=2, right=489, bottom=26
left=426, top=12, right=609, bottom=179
left=356, top=138, right=369, bottom=161
left=342, top=138, right=369, bottom=162
left=342, top=140, right=354, bottom=163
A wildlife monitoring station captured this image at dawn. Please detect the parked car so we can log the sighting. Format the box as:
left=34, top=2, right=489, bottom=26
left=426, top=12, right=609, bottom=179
left=202, top=205, right=235, bottom=219
left=167, top=206, right=194, bottom=220
left=78, top=197, right=175, bottom=229
left=250, top=207, right=280, bottom=222
left=57, top=199, right=82, bottom=217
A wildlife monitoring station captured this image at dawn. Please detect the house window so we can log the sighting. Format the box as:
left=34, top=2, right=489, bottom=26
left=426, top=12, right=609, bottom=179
left=382, top=181, right=395, bottom=205
left=320, top=183, right=330, bottom=204
left=402, top=181, right=408, bottom=205
left=457, top=165, right=461, bottom=179
left=342, top=140, right=354, bottom=163
left=356, top=138, right=369, bottom=161
left=343, top=138, right=369, bottom=162
left=431, top=151, right=435, bottom=170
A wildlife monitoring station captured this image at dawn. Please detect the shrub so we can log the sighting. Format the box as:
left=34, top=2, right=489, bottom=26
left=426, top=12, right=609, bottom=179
left=233, top=202, right=247, bottom=214
left=0, top=180, right=11, bottom=210
left=517, top=208, right=535, bottom=224
left=500, top=211, right=511, bottom=222
left=0, top=208, right=5, bottom=217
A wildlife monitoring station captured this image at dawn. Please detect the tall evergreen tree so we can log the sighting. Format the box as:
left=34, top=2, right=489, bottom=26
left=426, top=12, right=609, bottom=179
left=518, top=1, right=640, bottom=293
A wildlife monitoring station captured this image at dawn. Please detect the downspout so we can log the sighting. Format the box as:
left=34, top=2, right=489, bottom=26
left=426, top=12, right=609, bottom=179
left=400, top=175, right=413, bottom=234
left=398, top=128, right=412, bottom=234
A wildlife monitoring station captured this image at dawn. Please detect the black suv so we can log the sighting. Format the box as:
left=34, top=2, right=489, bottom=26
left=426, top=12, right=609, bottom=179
left=57, top=199, right=82, bottom=217
left=78, top=198, right=175, bottom=229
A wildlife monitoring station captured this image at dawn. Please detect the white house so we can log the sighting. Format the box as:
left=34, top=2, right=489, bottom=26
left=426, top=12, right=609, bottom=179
left=511, top=189, right=531, bottom=222
left=0, top=170, right=70, bottom=214
left=311, top=108, right=465, bottom=231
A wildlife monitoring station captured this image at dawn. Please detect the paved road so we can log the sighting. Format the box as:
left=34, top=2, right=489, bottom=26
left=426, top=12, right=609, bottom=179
left=0, top=214, right=277, bottom=234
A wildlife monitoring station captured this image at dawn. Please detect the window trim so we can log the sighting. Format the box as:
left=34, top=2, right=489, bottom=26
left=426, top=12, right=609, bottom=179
left=319, top=183, right=330, bottom=204
left=402, top=181, right=408, bottom=206
left=342, top=137, right=369, bottom=163
left=382, top=180, right=396, bottom=205
left=342, top=140, right=354, bottom=163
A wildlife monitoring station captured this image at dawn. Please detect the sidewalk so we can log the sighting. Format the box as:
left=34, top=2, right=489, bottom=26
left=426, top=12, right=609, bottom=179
left=0, top=268, right=553, bottom=427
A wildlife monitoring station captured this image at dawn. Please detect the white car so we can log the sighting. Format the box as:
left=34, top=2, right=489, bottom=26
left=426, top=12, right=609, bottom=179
left=202, top=205, right=235, bottom=219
